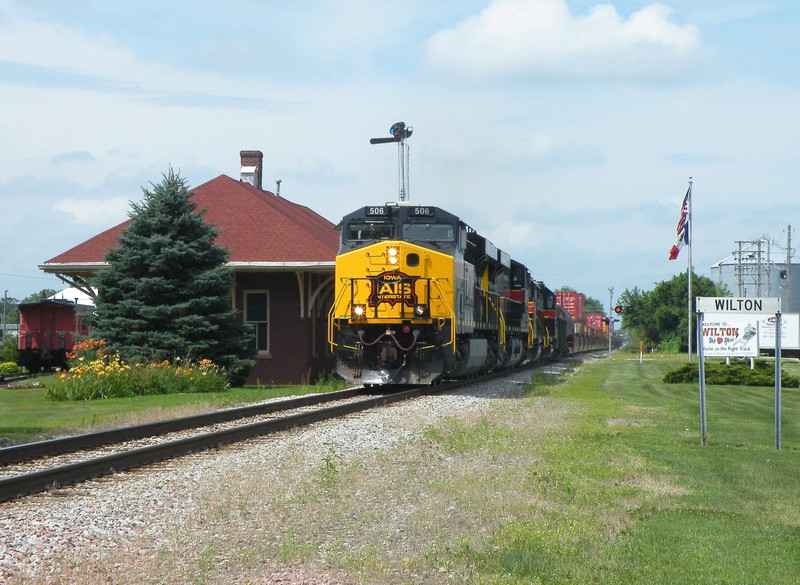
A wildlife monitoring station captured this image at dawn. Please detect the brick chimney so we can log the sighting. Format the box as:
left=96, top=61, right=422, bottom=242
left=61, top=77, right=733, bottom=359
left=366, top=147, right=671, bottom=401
left=240, top=150, right=263, bottom=190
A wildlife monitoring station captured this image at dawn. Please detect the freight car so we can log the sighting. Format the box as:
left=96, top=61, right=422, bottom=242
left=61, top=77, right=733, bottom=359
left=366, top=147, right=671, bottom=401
left=327, top=202, right=607, bottom=386
left=17, top=299, right=91, bottom=372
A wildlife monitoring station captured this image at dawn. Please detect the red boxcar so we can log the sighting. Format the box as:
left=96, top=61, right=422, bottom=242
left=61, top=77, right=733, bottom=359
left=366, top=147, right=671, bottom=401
left=584, top=312, right=608, bottom=335
left=555, top=291, right=585, bottom=322
left=17, top=300, right=91, bottom=372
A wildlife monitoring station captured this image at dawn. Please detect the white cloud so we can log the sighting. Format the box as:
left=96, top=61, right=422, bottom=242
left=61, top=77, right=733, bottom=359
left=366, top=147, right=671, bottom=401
left=54, top=197, right=129, bottom=226
left=0, top=5, right=285, bottom=100
left=425, top=0, right=701, bottom=80
left=0, top=14, right=142, bottom=81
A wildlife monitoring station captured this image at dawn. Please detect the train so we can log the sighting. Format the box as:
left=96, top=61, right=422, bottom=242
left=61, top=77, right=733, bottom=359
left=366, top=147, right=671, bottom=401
left=17, top=299, right=92, bottom=372
left=327, top=201, right=610, bottom=386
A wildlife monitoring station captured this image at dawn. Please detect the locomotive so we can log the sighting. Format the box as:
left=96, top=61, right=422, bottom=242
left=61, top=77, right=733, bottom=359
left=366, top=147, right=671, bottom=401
left=327, top=201, right=607, bottom=386
left=17, top=299, right=92, bottom=372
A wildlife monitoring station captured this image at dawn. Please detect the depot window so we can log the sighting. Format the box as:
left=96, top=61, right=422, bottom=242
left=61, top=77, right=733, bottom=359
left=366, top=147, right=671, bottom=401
left=245, top=290, right=270, bottom=353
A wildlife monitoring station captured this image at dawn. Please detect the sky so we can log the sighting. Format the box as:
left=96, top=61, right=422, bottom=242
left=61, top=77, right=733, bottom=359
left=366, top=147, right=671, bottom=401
left=1, top=0, right=799, bottom=310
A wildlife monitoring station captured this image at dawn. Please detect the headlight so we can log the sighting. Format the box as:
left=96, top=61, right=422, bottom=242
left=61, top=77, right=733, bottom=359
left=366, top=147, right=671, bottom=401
left=413, top=304, right=430, bottom=319
left=387, top=246, right=399, bottom=265
left=351, top=304, right=367, bottom=320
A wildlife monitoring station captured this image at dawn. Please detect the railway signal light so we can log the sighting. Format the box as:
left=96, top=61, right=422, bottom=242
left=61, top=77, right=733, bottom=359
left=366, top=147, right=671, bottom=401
left=614, top=305, right=623, bottom=314
left=370, top=121, right=413, bottom=202
left=370, top=121, right=413, bottom=144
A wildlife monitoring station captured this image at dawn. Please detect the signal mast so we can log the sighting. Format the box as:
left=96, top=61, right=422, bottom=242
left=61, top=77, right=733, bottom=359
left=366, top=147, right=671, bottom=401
left=370, top=121, right=413, bottom=202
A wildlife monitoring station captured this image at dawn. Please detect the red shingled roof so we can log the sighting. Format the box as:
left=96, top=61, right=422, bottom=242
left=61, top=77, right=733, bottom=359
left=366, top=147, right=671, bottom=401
left=44, top=175, right=338, bottom=266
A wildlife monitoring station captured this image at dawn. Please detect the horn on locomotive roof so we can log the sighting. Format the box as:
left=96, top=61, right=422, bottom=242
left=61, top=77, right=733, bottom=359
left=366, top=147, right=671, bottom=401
left=370, top=121, right=413, bottom=202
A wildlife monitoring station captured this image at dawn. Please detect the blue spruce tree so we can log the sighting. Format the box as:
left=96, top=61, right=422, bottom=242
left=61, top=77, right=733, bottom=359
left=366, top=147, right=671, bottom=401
left=88, top=169, right=255, bottom=384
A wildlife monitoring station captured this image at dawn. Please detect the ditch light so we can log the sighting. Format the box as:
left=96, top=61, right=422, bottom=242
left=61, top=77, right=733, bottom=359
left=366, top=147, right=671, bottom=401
left=351, top=304, right=367, bottom=321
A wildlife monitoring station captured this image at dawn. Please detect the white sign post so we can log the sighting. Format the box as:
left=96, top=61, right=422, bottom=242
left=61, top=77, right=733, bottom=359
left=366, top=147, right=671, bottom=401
left=695, top=297, right=782, bottom=449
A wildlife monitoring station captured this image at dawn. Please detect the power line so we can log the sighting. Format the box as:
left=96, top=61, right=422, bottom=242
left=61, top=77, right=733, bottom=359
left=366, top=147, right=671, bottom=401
left=0, top=272, right=60, bottom=281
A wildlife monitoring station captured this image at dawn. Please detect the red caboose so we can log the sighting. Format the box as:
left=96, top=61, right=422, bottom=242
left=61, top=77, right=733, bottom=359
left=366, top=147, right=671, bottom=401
left=17, top=299, right=91, bottom=372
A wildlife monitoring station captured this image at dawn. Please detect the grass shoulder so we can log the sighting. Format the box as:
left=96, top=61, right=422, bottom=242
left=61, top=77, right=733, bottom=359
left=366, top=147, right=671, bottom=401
left=281, top=353, right=800, bottom=583
left=0, top=380, right=344, bottom=445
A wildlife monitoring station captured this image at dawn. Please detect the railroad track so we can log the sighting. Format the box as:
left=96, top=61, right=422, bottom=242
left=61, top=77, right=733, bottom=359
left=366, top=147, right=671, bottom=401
left=1, top=387, right=371, bottom=467
left=0, top=373, right=34, bottom=385
left=0, top=375, right=490, bottom=503
left=0, top=354, right=605, bottom=504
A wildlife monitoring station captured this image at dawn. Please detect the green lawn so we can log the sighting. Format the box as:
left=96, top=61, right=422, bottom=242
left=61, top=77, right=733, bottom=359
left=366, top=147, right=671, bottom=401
left=0, top=380, right=338, bottom=445
left=471, top=354, right=800, bottom=583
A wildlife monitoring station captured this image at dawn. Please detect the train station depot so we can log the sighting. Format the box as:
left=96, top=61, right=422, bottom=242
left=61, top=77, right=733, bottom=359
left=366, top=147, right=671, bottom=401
left=39, top=150, right=338, bottom=385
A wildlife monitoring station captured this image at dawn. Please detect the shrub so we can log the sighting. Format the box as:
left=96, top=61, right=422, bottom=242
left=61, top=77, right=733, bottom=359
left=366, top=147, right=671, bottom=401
left=130, top=358, right=229, bottom=395
left=0, top=334, right=18, bottom=363
left=664, top=360, right=800, bottom=388
left=46, top=339, right=230, bottom=400
left=658, top=336, right=682, bottom=353
left=0, top=361, right=22, bottom=374
left=47, top=348, right=134, bottom=400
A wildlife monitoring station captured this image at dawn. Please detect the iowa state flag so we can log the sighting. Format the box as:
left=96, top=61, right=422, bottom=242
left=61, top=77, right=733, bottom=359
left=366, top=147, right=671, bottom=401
left=668, top=188, right=690, bottom=260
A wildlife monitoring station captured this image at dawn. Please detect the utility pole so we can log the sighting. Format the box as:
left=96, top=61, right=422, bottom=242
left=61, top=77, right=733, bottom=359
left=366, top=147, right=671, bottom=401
left=736, top=241, right=743, bottom=295
left=787, top=225, right=792, bottom=312
left=734, top=237, right=772, bottom=298
left=608, top=286, right=613, bottom=359
left=2, top=289, right=7, bottom=341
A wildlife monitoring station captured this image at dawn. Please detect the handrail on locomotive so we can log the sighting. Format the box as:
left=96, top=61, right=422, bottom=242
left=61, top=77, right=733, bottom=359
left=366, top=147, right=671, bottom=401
left=328, top=275, right=457, bottom=353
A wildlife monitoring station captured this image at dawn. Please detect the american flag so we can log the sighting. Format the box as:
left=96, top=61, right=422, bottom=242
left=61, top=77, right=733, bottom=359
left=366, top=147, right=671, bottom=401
left=668, top=187, right=690, bottom=260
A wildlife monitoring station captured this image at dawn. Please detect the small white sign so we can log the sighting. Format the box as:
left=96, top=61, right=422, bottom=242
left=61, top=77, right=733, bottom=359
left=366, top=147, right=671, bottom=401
left=696, top=296, right=781, bottom=314
left=758, top=313, right=800, bottom=350
left=701, top=315, right=759, bottom=357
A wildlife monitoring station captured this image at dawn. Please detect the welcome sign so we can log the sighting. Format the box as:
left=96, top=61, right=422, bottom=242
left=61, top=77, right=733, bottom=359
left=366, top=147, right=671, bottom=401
left=700, top=314, right=759, bottom=357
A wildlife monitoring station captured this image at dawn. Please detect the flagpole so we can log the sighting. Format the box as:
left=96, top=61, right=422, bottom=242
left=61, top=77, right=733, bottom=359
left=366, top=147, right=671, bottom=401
left=687, top=176, right=693, bottom=363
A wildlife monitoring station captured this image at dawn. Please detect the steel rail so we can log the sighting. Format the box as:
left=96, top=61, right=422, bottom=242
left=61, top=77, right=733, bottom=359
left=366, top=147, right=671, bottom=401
left=0, top=385, right=437, bottom=503
left=0, top=387, right=368, bottom=466
left=0, top=373, right=33, bottom=385
left=0, top=361, right=551, bottom=503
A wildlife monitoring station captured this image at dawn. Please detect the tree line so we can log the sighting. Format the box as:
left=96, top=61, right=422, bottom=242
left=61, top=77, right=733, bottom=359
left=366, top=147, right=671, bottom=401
left=617, top=272, right=729, bottom=353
